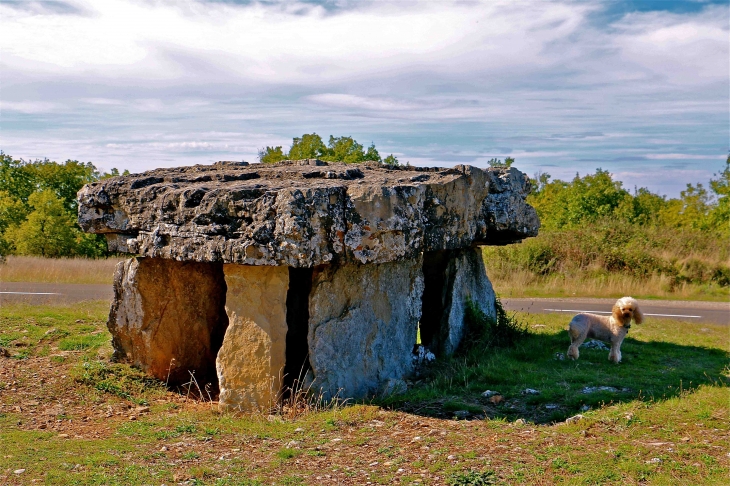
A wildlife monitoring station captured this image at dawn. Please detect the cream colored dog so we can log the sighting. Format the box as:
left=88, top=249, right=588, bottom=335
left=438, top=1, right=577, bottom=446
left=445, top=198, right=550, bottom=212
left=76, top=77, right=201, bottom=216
left=567, top=297, right=643, bottom=363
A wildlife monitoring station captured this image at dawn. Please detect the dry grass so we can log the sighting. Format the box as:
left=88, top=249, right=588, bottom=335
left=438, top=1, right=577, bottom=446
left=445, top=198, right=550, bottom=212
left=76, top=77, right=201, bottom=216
left=0, top=256, right=122, bottom=285
left=484, top=268, right=729, bottom=301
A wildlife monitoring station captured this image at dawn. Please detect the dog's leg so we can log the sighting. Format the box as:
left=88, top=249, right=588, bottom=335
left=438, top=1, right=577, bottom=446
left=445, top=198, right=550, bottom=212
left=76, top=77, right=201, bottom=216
left=567, top=326, right=587, bottom=360
left=608, top=331, right=627, bottom=363
left=608, top=341, right=622, bottom=363
left=567, top=341, right=580, bottom=360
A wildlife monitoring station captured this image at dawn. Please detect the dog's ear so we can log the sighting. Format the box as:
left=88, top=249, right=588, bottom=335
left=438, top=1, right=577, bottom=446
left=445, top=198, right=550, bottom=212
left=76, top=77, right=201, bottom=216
left=634, top=306, right=644, bottom=324
left=612, top=301, right=623, bottom=322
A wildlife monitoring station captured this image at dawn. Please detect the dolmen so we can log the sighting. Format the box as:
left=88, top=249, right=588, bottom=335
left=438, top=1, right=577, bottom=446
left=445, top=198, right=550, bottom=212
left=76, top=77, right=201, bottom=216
left=77, top=160, right=540, bottom=411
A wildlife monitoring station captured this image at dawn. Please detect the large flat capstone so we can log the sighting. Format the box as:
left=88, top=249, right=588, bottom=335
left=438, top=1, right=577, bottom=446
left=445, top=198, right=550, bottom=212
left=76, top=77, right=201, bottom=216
left=80, top=160, right=540, bottom=411
left=78, top=161, right=539, bottom=266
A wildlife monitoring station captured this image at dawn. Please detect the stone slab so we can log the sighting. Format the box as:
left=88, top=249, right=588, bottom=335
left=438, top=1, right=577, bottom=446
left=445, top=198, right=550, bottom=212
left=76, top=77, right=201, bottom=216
left=107, top=257, right=227, bottom=385
left=420, top=248, right=496, bottom=356
left=217, top=264, right=289, bottom=411
left=78, top=161, right=539, bottom=266
left=442, top=248, right=497, bottom=355
left=307, top=257, right=424, bottom=400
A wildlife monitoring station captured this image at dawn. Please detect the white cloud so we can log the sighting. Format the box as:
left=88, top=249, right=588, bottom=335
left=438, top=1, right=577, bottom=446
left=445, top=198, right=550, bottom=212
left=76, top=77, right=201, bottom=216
left=0, top=0, right=726, bottom=197
left=645, top=153, right=725, bottom=160
left=0, top=100, right=62, bottom=113
left=0, top=0, right=595, bottom=84
left=306, top=94, right=422, bottom=112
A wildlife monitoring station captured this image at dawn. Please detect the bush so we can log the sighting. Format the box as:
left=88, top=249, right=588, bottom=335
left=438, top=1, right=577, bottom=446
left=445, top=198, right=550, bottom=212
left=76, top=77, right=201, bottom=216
left=258, top=133, right=395, bottom=165
left=483, top=222, right=729, bottom=288
left=461, top=297, right=529, bottom=352
left=448, top=470, right=497, bottom=486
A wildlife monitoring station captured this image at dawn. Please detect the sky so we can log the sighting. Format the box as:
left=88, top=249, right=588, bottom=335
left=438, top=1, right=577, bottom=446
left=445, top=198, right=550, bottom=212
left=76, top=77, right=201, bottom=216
left=0, top=0, right=727, bottom=197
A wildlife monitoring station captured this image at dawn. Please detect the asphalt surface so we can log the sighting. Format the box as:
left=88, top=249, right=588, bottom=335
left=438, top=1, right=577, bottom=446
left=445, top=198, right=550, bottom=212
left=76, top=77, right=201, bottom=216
left=1, top=282, right=727, bottom=325
left=0, top=282, right=113, bottom=305
left=502, top=297, right=730, bottom=325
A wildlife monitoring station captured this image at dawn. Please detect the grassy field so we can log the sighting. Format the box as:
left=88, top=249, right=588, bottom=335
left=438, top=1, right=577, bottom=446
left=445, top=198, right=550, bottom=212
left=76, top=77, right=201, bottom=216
left=483, top=269, right=729, bottom=302
left=3, top=253, right=728, bottom=303
left=482, top=224, right=730, bottom=302
left=0, top=256, right=122, bottom=285
left=1, top=301, right=728, bottom=485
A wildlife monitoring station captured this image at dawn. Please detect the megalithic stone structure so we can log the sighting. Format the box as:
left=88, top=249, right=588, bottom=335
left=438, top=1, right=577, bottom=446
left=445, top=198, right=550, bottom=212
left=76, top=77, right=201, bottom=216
left=78, top=160, right=540, bottom=411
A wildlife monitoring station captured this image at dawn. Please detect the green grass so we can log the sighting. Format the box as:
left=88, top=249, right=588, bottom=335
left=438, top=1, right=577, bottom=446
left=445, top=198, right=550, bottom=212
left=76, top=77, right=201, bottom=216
left=386, top=311, right=729, bottom=423
left=1, top=300, right=728, bottom=485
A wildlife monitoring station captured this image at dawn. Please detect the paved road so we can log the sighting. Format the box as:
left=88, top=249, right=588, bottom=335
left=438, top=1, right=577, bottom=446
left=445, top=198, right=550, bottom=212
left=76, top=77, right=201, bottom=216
left=502, top=297, right=730, bottom=325
left=0, top=282, right=113, bottom=305
left=1, top=282, right=728, bottom=325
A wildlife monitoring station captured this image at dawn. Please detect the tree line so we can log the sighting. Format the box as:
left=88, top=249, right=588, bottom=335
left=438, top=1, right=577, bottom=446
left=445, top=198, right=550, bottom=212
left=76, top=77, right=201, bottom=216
left=1, top=144, right=727, bottom=263
left=483, top=158, right=730, bottom=291
left=0, top=153, right=128, bottom=258
left=258, top=133, right=399, bottom=165
left=528, top=159, right=729, bottom=232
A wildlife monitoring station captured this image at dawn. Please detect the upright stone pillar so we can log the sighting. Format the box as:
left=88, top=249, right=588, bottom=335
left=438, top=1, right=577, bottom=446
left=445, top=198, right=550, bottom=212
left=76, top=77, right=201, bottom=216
left=217, top=264, right=289, bottom=411
left=107, top=257, right=227, bottom=385
left=420, top=248, right=496, bottom=356
left=307, top=257, right=424, bottom=400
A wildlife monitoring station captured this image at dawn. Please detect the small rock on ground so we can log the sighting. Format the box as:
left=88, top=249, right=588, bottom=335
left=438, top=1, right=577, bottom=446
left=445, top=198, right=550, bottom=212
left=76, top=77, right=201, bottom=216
left=583, top=340, right=609, bottom=350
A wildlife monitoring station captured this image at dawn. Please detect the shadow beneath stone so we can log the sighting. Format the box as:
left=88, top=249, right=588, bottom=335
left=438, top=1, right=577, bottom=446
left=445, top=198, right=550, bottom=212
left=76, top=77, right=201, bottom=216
left=378, top=330, right=729, bottom=424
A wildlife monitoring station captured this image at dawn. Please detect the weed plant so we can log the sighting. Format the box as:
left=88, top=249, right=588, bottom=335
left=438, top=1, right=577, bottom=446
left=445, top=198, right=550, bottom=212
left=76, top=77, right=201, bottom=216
left=461, top=297, right=529, bottom=351
left=447, top=469, right=498, bottom=486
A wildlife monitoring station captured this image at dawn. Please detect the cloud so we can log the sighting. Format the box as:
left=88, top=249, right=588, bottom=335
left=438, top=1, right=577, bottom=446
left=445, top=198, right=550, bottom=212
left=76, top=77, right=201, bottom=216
left=306, top=94, right=423, bottom=112
left=0, top=0, right=726, bottom=197
left=0, top=100, right=63, bottom=113
left=645, top=153, right=725, bottom=160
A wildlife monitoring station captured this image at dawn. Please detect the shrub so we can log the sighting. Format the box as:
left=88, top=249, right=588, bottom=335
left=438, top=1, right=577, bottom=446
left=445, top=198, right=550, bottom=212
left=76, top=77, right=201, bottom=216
left=461, top=297, right=529, bottom=352
left=447, top=470, right=497, bottom=486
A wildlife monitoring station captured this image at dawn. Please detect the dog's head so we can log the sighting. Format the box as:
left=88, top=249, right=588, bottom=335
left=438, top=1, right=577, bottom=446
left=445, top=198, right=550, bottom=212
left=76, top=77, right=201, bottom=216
left=612, top=296, right=643, bottom=328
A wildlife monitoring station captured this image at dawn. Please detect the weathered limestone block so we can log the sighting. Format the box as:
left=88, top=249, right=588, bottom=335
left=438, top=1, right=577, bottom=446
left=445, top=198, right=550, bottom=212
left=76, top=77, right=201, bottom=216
left=344, top=184, right=426, bottom=264
left=108, top=257, right=227, bottom=385
left=217, top=264, right=289, bottom=411
left=420, top=248, right=496, bottom=356
left=483, top=168, right=540, bottom=244
left=307, top=257, right=424, bottom=399
left=77, top=161, right=540, bottom=266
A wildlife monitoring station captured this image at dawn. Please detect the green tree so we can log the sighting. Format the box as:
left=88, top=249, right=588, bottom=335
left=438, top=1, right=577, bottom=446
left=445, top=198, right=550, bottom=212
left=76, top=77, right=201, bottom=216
left=0, top=154, right=99, bottom=212
left=259, top=133, right=394, bottom=164
left=258, top=146, right=286, bottom=164
left=528, top=169, right=631, bottom=229
left=659, top=183, right=713, bottom=230
left=99, top=168, right=131, bottom=179
left=0, top=191, right=29, bottom=256
left=383, top=154, right=399, bottom=166
left=530, top=171, right=551, bottom=195
left=616, top=187, right=666, bottom=225
left=707, top=156, right=730, bottom=232
left=0, top=153, right=36, bottom=203
left=5, top=190, right=79, bottom=257
left=488, top=157, right=514, bottom=168
left=364, top=143, right=381, bottom=162
left=323, top=136, right=366, bottom=163
left=29, top=159, right=98, bottom=212
left=288, top=133, right=327, bottom=160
